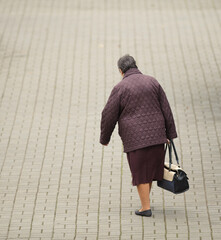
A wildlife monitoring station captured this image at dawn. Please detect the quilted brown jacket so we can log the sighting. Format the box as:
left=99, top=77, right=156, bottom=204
left=99, top=67, right=178, bottom=153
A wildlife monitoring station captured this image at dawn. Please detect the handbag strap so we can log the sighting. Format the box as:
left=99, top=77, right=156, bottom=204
left=168, top=141, right=172, bottom=169
left=170, top=139, right=180, bottom=167
left=165, top=139, right=180, bottom=169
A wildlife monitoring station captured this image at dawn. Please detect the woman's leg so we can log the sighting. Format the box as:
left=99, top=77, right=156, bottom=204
left=149, top=181, right=152, bottom=193
left=136, top=183, right=151, bottom=211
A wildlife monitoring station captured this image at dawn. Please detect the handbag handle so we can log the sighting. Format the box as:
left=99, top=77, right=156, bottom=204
left=170, top=139, right=180, bottom=167
left=165, top=139, right=180, bottom=169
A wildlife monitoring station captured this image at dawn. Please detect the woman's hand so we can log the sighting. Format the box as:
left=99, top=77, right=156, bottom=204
left=167, top=139, right=170, bottom=144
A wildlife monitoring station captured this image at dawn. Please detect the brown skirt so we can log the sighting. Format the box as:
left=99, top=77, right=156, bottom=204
left=126, top=143, right=166, bottom=186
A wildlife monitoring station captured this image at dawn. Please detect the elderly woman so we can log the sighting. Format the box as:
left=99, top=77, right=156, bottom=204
left=100, top=54, right=177, bottom=217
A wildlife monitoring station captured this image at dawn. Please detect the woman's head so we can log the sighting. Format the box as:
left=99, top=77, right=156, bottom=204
left=117, top=54, right=138, bottom=74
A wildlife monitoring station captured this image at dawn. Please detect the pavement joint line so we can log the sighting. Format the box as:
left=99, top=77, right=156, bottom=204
left=50, top=1, right=68, bottom=239
left=27, top=1, right=55, bottom=238
left=73, top=2, right=93, bottom=239
left=3, top=1, right=41, bottom=239
left=174, top=0, right=213, bottom=238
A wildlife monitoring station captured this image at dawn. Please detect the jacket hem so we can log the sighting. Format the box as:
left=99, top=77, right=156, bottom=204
left=123, top=139, right=168, bottom=153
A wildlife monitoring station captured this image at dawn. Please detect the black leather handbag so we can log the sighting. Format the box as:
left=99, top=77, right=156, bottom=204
left=157, top=139, right=189, bottom=194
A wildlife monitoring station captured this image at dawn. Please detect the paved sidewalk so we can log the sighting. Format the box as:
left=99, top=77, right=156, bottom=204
left=0, top=0, right=221, bottom=239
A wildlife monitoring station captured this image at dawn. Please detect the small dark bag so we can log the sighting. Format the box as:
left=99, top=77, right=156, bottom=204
left=157, top=139, right=189, bottom=194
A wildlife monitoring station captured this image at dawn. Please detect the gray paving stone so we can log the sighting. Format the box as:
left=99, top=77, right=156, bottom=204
left=0, top=0, right=221, bottom=239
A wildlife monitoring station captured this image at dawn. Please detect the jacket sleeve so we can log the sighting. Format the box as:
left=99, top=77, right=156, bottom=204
left=100, top=86, right=121, bottom=145
left=158, top=84, right=178, bottom=139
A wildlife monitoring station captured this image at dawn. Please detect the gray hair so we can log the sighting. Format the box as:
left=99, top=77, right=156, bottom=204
left=117, top=54, right=138, bottom=73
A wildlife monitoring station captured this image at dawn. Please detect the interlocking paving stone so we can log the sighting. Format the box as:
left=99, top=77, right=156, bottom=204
left=0, top=0, right=221, bottom=239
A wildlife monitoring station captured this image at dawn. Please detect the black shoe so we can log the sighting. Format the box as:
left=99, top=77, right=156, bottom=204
left=135, top=208, right=152, bottom=217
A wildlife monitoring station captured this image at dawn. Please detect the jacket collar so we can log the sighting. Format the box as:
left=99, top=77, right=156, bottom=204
left=122, top=68, right=142, bottom=79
